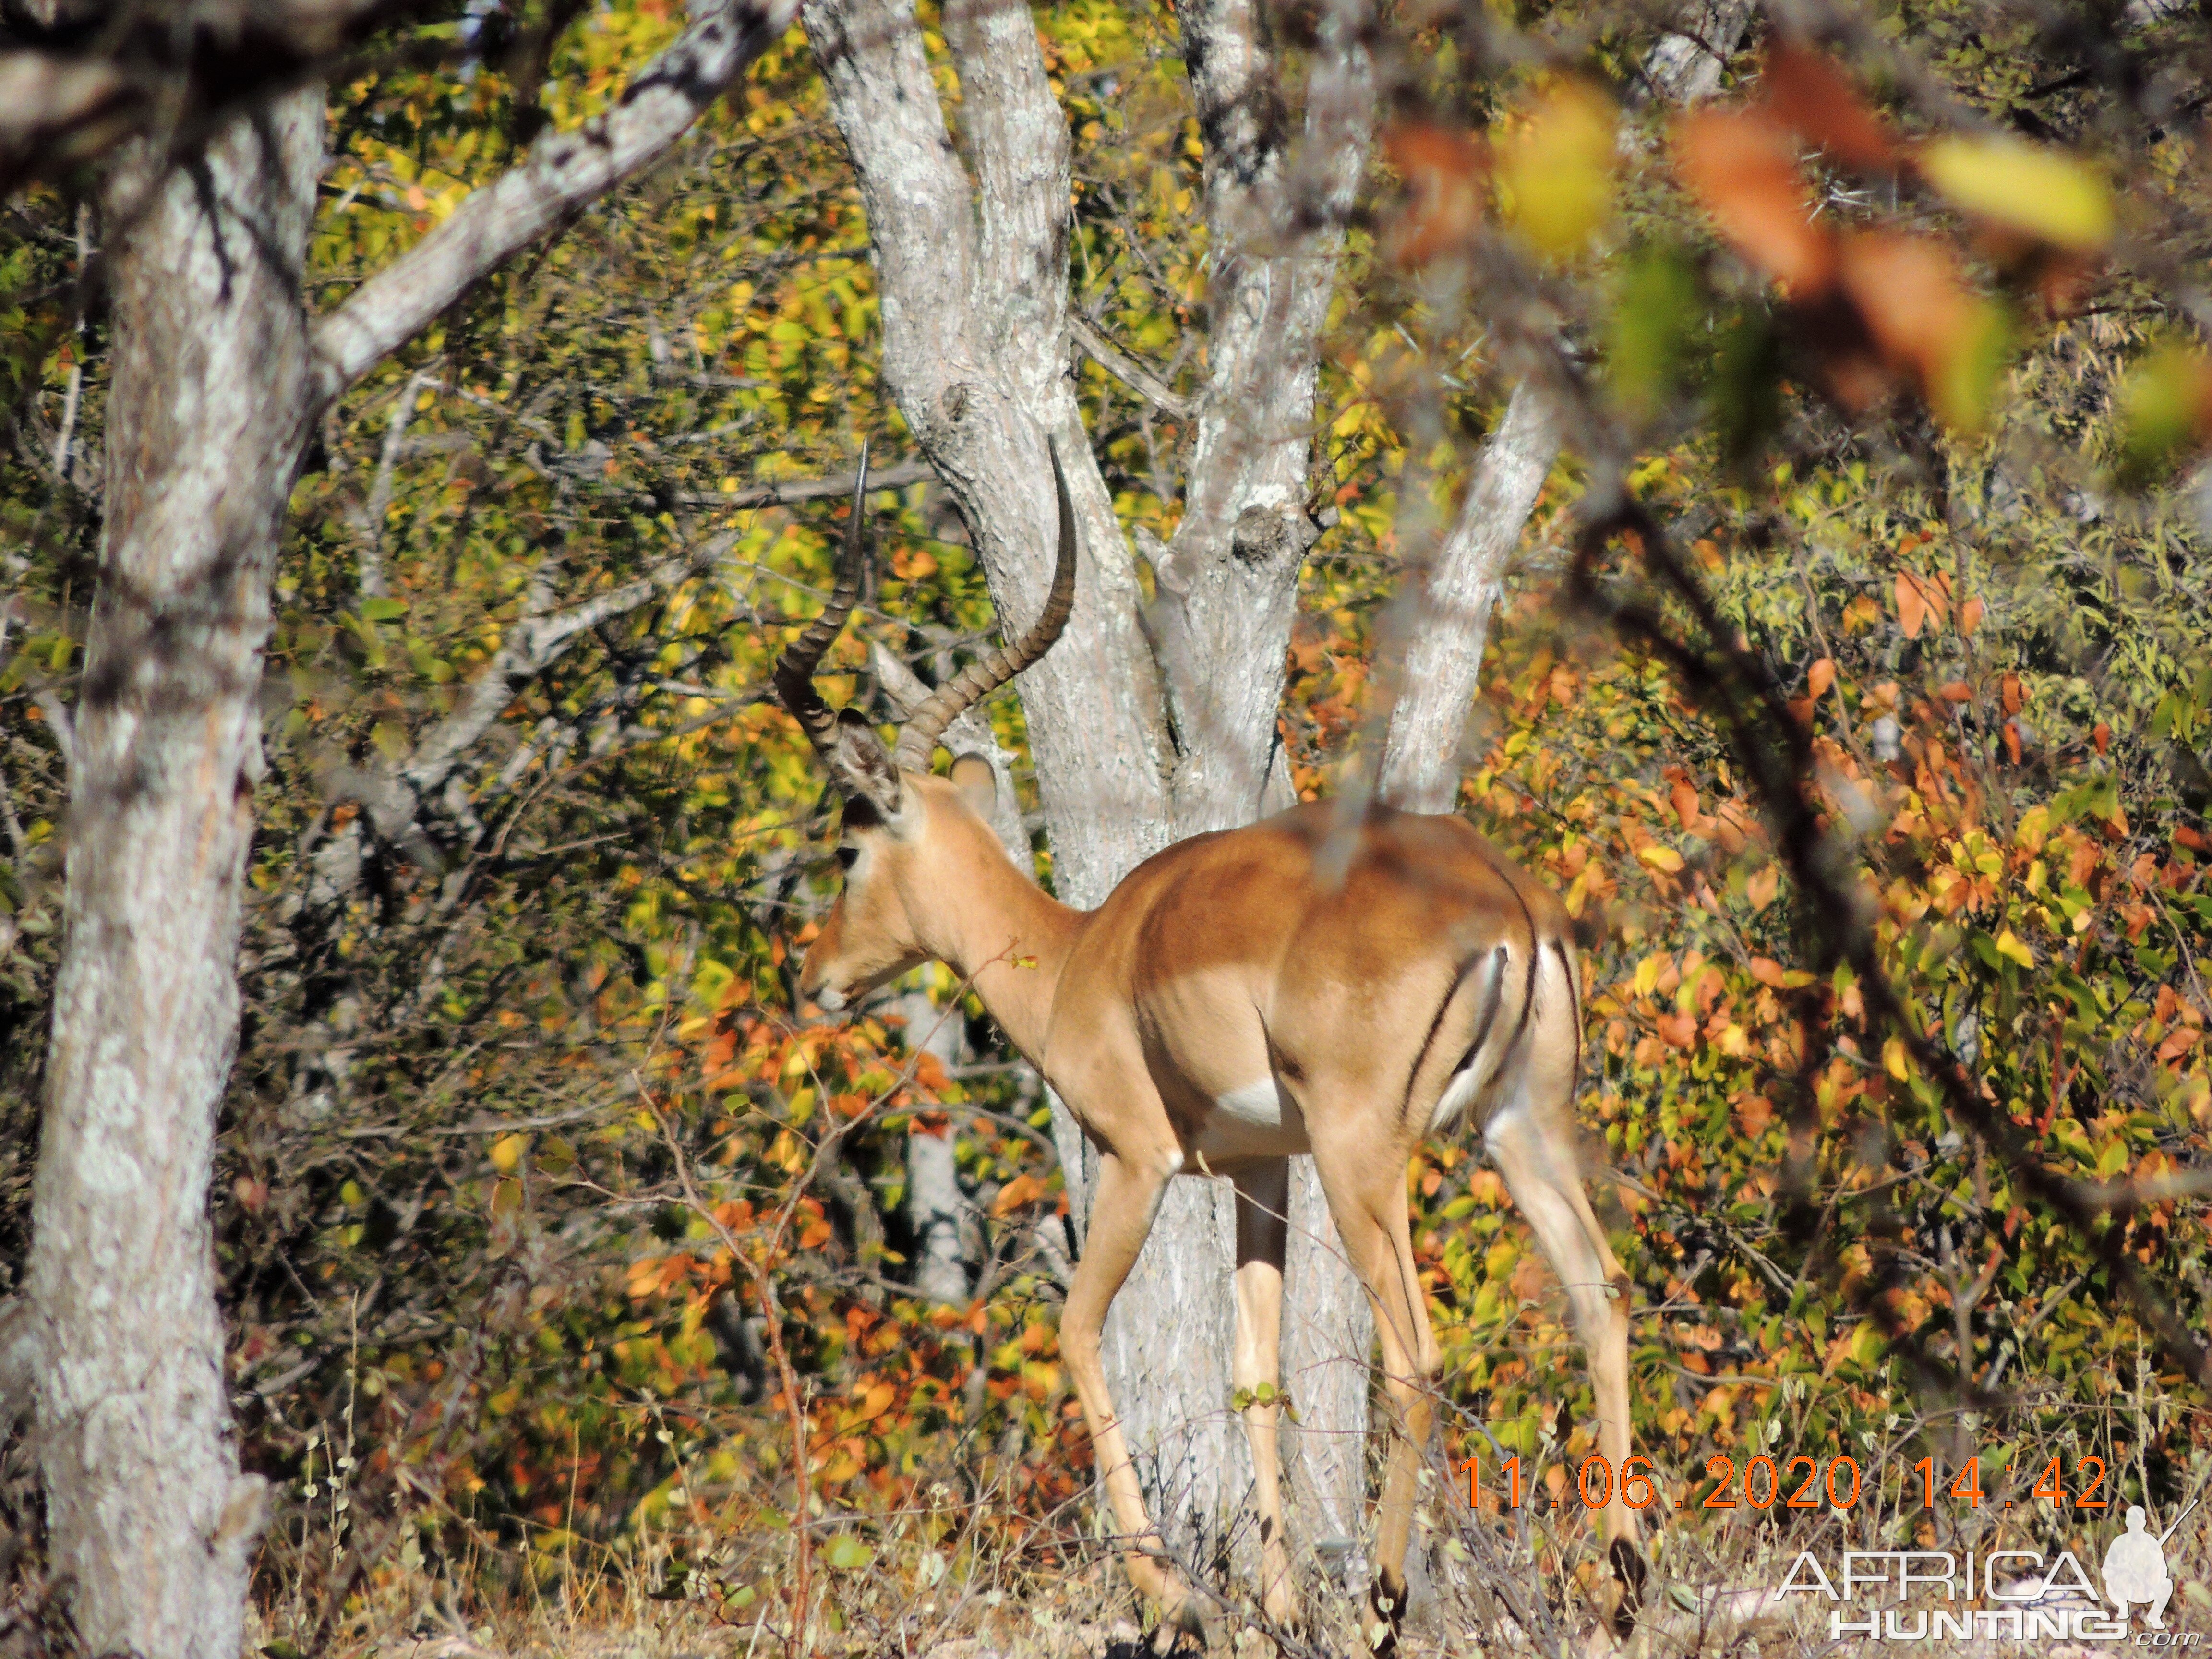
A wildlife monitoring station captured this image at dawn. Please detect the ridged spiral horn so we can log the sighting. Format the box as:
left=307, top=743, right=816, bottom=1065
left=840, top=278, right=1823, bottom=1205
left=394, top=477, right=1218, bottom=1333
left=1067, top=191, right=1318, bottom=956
left=772, top=439, right=871, bottom=758
left=892, top=439, right=1078, bottom=774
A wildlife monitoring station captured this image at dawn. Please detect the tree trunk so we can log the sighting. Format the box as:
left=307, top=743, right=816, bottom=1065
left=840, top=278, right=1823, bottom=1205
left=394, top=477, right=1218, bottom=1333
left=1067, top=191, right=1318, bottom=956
left=25, top=92, right=321, bottom=1659
left=1378, top=382, right=1562, bottom=813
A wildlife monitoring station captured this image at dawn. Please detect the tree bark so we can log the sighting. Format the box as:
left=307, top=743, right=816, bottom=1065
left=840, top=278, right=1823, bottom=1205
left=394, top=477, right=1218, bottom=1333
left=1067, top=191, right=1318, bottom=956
left=25, top=91, right=321, bottom=1659
left=1377, top=381, right=1561, bottom=813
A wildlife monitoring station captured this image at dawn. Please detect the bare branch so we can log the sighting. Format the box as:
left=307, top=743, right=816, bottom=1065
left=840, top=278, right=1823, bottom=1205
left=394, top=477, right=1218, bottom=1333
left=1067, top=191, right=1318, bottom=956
left=328, top=534, right=735, bottom=871
left=401, top=537, right=733, bottom=799
left=1070, top=316, right=1195, bottom=420
left=349, top=370, right=432, bottom=599
left=309, top=0, right=801, bottom=407
left=0, top=0, right=430, bottom=193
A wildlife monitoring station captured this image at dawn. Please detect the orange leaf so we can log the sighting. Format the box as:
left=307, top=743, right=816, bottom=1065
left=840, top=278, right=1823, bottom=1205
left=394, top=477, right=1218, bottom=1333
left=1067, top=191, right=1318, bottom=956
left=2000, top=672, right=2023, bottom=715
left=1761, top=39, right=1901, bottom=172
left=1807, top=656, right=1836, bottom=697
left=991, top=1172, right=1046, bottom=1217
left=1382, top=123, right=1486, bottom=267
left=1960, top=595, right=1984, bottom=636
left=1937, top=680, right=1972, bottom=702
left=1669, top=780, right=1702, bottom=828
left=1895, top=570, right=1927, bottom=638
left=1749, top=956, right=1790, bottom=989
left=1674, top=108, right=1836, bottom=296
left=1836, top=230, right=1975, bottom=400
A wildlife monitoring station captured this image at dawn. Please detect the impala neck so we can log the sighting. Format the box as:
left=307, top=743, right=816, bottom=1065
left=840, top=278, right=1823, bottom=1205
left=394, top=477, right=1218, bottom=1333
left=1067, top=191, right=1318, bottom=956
left=922, top=846, right=1083, bottom=1067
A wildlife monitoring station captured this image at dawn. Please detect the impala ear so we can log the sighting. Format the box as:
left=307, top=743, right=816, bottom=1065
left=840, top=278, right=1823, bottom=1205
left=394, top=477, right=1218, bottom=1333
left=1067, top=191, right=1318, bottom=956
left=948, top=752, right=998, bottom=818
left=828, top=709, right=903, bottom=820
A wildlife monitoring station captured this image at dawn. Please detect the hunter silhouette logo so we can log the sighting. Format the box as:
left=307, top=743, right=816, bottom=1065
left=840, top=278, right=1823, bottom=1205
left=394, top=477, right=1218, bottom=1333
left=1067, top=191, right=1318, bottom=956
left=2105, top=1500, right=2194, bottom=1628
left=1772, top=1491, right=2204, bottom=1642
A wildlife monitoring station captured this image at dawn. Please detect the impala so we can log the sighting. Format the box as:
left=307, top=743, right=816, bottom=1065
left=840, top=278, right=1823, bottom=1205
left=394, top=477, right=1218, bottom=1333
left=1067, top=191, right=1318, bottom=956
left=776, top=445, right=1646, bottom=1644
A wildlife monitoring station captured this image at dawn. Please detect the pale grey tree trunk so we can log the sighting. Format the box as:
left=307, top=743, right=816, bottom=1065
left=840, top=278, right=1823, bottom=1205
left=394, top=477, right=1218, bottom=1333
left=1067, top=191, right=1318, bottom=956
left=1377, top=382, right=1563, bottom=813
left=25, top=91, right=322, bottom=1659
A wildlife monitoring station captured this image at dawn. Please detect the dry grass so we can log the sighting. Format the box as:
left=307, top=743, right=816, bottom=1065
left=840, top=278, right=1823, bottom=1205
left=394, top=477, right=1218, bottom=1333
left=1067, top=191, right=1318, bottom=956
left=267, top=1461, right=2212, bottom=1659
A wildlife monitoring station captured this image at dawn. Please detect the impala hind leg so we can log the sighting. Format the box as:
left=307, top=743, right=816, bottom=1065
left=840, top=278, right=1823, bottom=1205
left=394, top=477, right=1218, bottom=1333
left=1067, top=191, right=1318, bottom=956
left=1306, top=1135, right=1439, bottom=1656
left=1485, top=1099, right=1645, bottom=1634
left=1231, top=1160, right=1298, bottom=1630
left=1058, top=1148, right=1202, bottom=1632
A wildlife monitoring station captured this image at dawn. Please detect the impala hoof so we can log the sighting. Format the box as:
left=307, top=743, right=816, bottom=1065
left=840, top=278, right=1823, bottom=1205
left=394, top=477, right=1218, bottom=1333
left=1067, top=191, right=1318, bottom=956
left=1363, top=1574, right=1407, bottom=1658
left=1606, top=1538, right=1649, bottom=1637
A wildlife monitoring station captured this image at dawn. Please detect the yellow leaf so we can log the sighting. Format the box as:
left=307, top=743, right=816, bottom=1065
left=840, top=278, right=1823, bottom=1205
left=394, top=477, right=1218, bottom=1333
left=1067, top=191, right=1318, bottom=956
left=1883, top=1038, right=1910, bottom=1081
left=1494, top=81, right=1617, bottom=258
left=1917, top=137, right=2113, bottom=252
left=490, top=1133, right=527, bottom=1174
left=1994, top=928, right=2035, bottom=969
left=1637, top=844, right=1686, bottom=873
left=1633, top=953, right=1666, bottom=997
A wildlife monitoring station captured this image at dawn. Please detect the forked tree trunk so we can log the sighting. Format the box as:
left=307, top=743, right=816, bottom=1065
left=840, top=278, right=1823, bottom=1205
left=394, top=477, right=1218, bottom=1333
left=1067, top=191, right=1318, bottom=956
left=25, top=92, right=322, bottom=1659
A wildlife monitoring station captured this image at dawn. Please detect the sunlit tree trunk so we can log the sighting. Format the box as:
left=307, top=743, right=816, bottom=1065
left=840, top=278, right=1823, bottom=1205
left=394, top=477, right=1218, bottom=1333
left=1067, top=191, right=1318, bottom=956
left=25, top=92, right=322, bottom=1659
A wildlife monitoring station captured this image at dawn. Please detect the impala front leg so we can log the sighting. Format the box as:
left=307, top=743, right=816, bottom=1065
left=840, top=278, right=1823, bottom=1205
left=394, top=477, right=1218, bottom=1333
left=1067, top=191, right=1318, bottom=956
left=1058, top=1147, right=1202, bottom=1633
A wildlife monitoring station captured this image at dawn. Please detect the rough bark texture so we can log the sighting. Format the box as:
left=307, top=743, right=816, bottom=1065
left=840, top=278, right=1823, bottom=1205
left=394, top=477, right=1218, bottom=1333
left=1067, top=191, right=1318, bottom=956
left=1126, top=0, right=1377, bottom=1556
left=25, top=91, right=322, bottom=1659
left=804, top=0, right=1171, bottom=907
left=803, top=0, right=1376, bottom=1567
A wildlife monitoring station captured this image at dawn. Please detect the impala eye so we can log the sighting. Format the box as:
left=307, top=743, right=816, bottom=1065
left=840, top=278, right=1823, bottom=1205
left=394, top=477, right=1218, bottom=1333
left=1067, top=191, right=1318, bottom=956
left=835, top=845, right=860, bottom=871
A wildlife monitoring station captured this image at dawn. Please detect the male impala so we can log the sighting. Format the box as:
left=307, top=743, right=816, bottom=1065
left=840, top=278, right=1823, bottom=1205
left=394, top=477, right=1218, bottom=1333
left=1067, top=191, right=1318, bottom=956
left=777, top=446, right=1646, bottom=1644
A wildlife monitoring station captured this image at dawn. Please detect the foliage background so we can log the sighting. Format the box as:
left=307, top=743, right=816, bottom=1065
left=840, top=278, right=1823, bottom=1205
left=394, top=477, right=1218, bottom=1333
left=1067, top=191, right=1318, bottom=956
left=0, top=0, right=2207, bottom=1644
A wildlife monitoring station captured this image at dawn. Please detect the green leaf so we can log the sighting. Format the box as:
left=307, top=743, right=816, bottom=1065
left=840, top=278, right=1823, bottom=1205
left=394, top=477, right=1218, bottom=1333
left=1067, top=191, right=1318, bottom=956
left=823, top=1534, right=874, bottom=1571
left=360, top=596, right=409, bottom=622
left=1918, top=137, right=2114, bottom=252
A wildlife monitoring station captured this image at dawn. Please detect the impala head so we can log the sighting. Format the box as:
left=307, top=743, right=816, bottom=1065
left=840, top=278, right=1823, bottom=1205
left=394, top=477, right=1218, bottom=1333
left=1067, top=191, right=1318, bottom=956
left=775, top=440, right=1078, bottom=1012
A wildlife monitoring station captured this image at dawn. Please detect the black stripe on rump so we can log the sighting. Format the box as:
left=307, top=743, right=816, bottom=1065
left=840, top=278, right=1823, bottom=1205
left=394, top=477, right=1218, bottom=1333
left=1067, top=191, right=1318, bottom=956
left=1462, top=837, right=1544, bottom=1051
left=1551, top=936, right=1584, bottom=1092
left=1401, top=944, right=1508, bottom=1129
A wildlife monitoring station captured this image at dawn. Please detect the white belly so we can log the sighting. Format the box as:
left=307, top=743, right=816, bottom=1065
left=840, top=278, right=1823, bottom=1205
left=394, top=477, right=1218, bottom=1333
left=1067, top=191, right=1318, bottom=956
left=1192, top=1077, right=1311, bottom=1162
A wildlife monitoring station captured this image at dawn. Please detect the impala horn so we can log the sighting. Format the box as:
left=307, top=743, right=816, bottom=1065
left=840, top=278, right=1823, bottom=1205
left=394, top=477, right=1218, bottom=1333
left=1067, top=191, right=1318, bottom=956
left=891, top=439, right=1078, bottom=774
left=772, top=438, right=872, bottom=759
